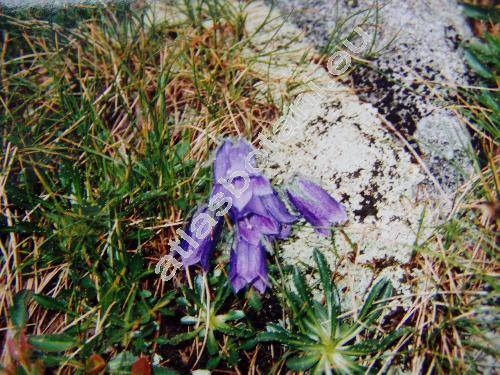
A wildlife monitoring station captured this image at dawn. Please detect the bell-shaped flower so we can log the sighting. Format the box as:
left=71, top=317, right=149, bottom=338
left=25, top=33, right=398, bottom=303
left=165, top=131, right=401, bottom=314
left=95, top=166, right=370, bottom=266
left=260, top=192, right=297, bottom=239
left=180, top=205, right=223, bottom=271
left=212, top=173, right=273, bottom=213
left=214, top=138, right=258, bottom=182
left=229, top=237, right=268, bottom=293
left=212, top=139, right=297, bottom=234
left=287, top=178, right=347, bottom=236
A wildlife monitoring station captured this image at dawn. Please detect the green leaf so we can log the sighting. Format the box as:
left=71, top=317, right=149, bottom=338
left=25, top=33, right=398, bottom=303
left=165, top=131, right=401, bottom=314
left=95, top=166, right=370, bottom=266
left=11, top=290, right=31, bottom=328
left=464, top=48, right=495, bottom=80
left=153, top=291, right=176, bottom=311
left=212, top=279, right=232, bottom=313
left=313, top=249, right=332, bottom=303
left=207, top=329, right=218, bottom=355
left=176, top=296, right=190, bottom=307
left=292, top=267, right=311, bottom=306
left=206, top=356, right=221, bottom=369
left=343, top=340, right=380, bottom=355
left=240, top=337, right=258, bottom=350
left=139, top=290, right=152, bottom=298
left=313, top=248, right=341, bottom=334
left=180, top=315, right=199, bottom=325
left=286, top=353, right=320, bottom=371
left=182, top=286, right=201, bottom=307
left=460, top=3, right=500, bottom=23
left=108, top=351, right=137, bottom=374
left=161, top=329, right=200, bottom=345
left=255, top=331, right=290, bottom=343
left=379, top=327, right=412, bottom=348
left=194, top=275, right=204, bottom=298
left=220, top=310, right=245, bottom=322
left=29, top=334, right=78, bottom=352
left=358, top=278, right=392, bottom=323
left=257, top=324, right=315, bottom=346
left=33, top=294, right=68, bottom=313
left=216, top=323, right=250, bottom=338
left=153, top=366, right=179, bottom=375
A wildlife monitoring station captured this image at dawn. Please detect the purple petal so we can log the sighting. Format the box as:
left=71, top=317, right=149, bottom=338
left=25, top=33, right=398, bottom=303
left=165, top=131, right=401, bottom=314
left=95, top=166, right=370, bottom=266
left=237, top=192, right=272, bottom=218
left=229, top=238, right=268, bottom=293
left=287, top=178, right=347, bottom=236
left=180, top=205, right=222, bottom=271
left=212, top=178, right=252, bottom=212
left=228, top=139, right=255, bottom=174
left=261, top=192, right=297, bottom=224
left=214, top=139, right=233, bottom=181
left=217, top=176, right=273, bottom=217
left=249, top=175, right=274, bottom=196
left=233, top=188, right=296, bottom=241
left=214, top=138, right=257, bottom=182
left=237, top=213, right=279, bottom=245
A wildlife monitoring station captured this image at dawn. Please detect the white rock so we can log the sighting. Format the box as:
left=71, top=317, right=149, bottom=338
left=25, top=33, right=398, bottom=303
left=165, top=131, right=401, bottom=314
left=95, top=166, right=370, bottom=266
left=260, top=83, right=442, bottom=309
left=268, top=0, right=475, bottom=192
left=244, top=1, right=447, bottom=308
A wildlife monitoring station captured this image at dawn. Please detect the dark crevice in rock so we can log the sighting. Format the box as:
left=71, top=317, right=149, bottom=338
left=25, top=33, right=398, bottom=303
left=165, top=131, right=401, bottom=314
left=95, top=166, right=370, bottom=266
left=353, top=182, right=382, bottom=222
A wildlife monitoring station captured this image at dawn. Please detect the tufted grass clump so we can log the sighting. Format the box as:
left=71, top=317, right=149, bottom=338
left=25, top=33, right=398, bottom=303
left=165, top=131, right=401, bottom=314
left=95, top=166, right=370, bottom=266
left=0, top=1, right=288, bottom=372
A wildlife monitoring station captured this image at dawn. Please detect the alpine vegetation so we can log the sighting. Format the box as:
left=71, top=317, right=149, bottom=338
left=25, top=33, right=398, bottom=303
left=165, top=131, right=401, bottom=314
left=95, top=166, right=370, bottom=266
left=255, top=250, right=401, bottom=374
left=157, top=138, right=348, bottom=292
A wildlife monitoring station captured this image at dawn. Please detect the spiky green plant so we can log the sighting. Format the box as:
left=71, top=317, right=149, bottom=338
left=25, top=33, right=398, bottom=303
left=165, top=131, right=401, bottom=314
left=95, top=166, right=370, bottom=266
left=163, top=270, right=251, bottom=369
left=256, top=249, right=405, bottom=374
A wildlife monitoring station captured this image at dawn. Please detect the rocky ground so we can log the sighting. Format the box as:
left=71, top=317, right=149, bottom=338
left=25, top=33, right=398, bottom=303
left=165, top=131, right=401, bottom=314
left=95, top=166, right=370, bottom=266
left=269, top=0, right=475, bottom=193
left=245, top=0, right=475, bottom=309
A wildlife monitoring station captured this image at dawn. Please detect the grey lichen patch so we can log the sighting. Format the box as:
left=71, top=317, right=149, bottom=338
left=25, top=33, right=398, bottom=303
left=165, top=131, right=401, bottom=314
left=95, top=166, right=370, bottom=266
left=239, top=1, right=449, bottom=309
left=260, top=84, right=441, bottom=309
left=415, top=109, right=473, bottom=189
left=268, top=0, right=475, bottom=192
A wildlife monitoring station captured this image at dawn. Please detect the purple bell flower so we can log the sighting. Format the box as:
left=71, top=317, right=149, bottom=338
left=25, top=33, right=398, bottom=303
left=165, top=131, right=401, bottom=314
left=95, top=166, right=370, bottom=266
left=287, top=178, right=347, bottom=236
left=214, top=138, right=258, bottom=182
left=229, top=238, right=269, bottom=293
left=210, top=138, right=299, bottom=293
left=212, top=174, right=274, bottom=212
left=212, top=138, right=271, bottom=213
left=213, top=138, right=296, bottom=223
left=180, top=205, right=223, bottom=271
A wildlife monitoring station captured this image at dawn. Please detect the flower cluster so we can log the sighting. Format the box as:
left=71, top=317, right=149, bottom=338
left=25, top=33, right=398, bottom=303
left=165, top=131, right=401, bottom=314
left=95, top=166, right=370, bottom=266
left=180, top=138, right=347, bottom=293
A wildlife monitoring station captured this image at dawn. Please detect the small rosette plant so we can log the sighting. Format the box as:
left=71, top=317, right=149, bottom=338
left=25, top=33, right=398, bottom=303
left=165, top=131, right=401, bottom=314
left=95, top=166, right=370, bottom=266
left=254, top=249, right=407, bottom=374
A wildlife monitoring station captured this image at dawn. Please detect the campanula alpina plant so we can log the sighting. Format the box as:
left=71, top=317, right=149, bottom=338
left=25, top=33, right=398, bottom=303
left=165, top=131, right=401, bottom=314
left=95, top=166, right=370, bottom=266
left=180, top=205, right=223, bottom=271
left=180, top=138, right=347, bottom=293
left=287, top=178, right=348, bottom=236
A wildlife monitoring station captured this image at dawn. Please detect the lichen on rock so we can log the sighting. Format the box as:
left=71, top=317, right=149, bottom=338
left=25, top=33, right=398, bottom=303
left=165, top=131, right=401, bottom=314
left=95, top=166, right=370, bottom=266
left=259, top=82, right=442, bottom=309
left=268, top=0, right=475, bottom=193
